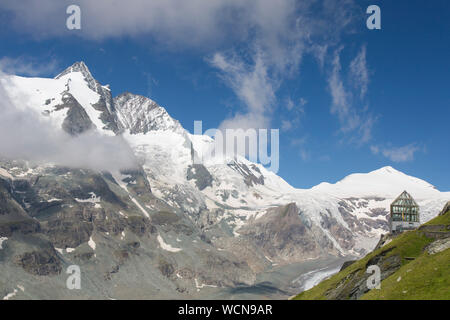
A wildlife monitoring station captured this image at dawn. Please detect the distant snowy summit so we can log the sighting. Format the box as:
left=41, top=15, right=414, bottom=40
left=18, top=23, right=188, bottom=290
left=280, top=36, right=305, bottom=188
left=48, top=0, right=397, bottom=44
left=311, top=166, right=439, bottom=199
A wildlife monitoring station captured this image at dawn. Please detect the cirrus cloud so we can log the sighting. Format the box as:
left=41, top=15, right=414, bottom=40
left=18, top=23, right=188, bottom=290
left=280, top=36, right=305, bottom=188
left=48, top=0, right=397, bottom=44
left=371, top=144, right=423, bottom=162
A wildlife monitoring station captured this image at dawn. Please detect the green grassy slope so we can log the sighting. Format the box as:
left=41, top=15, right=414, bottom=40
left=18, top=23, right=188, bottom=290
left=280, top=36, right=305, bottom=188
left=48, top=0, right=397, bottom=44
left=294, top=209, right=450, bottom=300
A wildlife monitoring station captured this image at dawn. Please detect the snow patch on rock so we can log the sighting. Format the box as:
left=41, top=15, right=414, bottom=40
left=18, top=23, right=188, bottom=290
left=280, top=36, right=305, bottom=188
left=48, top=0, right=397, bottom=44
left=157, top=234, right=182, bottom=253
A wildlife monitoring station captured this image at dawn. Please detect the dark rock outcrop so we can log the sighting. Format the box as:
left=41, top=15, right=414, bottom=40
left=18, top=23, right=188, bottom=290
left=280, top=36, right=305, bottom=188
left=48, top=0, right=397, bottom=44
left=14, top=248, right=62, bottom=276
left=325, top=247, right=401, bottom=300
left=238, top=203, right=330, bottom=263
left=60, top=92, right=95, bottom=135
left=186, top=164, right=213, bottom=191
left=439, top=201, right=450, bottom=216
left=228, top=162, right=264, bottom=187
left=126, top=216, right=156, bottom=236
left=339, top=260, right=356, bottom=272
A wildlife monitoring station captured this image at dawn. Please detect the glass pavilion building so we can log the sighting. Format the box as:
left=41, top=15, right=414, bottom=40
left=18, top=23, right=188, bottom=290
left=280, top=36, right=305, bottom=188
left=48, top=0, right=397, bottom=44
left=389, top=190, right=420, bottom=233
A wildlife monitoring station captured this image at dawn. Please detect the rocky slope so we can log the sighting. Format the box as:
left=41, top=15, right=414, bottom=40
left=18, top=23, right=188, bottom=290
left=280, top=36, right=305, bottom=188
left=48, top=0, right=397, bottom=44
left=0, top=62, right=448, bottom=299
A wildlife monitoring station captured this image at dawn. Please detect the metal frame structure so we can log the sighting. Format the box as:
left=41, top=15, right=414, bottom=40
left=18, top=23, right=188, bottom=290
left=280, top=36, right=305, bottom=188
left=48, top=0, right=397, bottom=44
left=389, top=190, right=420, bottom=233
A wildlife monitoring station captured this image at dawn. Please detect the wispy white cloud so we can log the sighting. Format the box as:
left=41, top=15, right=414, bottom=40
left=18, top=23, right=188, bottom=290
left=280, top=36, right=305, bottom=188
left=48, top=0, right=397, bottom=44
left=286, top=97, right=307, bottom=112
left=206, top=0, right=359, bottom=133
left=327, top=47, right=375, bottom=144
left=328, top=48, right=353, bottom=130
left=299, top=97, right=308, bottom=107
left=210, top=51, right=275, bottom=130
left=318, top=155, right=331, bottom=162
left=280, top=97, right=306, bottom=132
left=371, top=144, right=422, bottom=162
left=299, top=149, right=310, bottom=161
left=281, top=120, right=293, bottom=132
left=360, top=116, right=376, bottom=143
left=0, top=56, right=59, bottom=77
left=350, top=45, right=369, bottom=98
left=290, top=136, right=310, bottom=161
left=291, top=137, right=308, bottom=147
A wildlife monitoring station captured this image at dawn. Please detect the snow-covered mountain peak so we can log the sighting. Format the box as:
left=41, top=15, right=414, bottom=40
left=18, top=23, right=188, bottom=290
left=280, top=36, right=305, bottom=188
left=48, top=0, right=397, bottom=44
left=114, top=92, right=183, bottom=134
left=55, top=61, right=92, bottom=80
left=373, top=166, right=399, bottom=174
left=1, top=62, right=119, bottom=136
left=311, top=166, right=440, bottom=199
left=340, top=166, right=406, bottom=183
left=55, top=61, right=106, bottom=96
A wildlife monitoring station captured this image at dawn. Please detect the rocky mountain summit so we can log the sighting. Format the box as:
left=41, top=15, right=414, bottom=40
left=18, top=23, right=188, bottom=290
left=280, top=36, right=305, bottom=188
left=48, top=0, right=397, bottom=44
left=0, top=62, right=448, bottom=299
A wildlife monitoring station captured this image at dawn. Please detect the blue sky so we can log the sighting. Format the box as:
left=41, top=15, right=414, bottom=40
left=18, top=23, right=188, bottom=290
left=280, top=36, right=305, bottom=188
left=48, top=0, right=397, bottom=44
left=0, top=0, right=449, bottom=190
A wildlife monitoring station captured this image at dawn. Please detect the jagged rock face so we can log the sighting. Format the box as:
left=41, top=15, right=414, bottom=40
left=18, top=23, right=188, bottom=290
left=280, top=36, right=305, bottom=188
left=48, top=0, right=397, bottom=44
left=59, top=92, right=95, bottom=135
left=320, top=211, right=355, bottom=251
left=228, top=162, right=264, bottom=187
left=238, top=203, right=332, bottom=263
left=186, top=164, right=213, bottom=191
left=0, top=160, right=256, bottom=299
left=324, top=247, right=401, bottom=300
left=114, top=92, right=183, bottom=134
left=14, top=248, right=62, bottom=276
left=425, top=237, right=450, bottom=254
left=338, top=198, right=389, bottom=233
left=55, top=62, right=98, bottom=92
left=56, top=61, right=120, bottom=135
left=0, top=179, right=26, bottom=217
left=0, top=177, right=41, bottom=237
left=92, top=96, right=120, bottom=134
left=439, top=201, right=450, bottom=216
